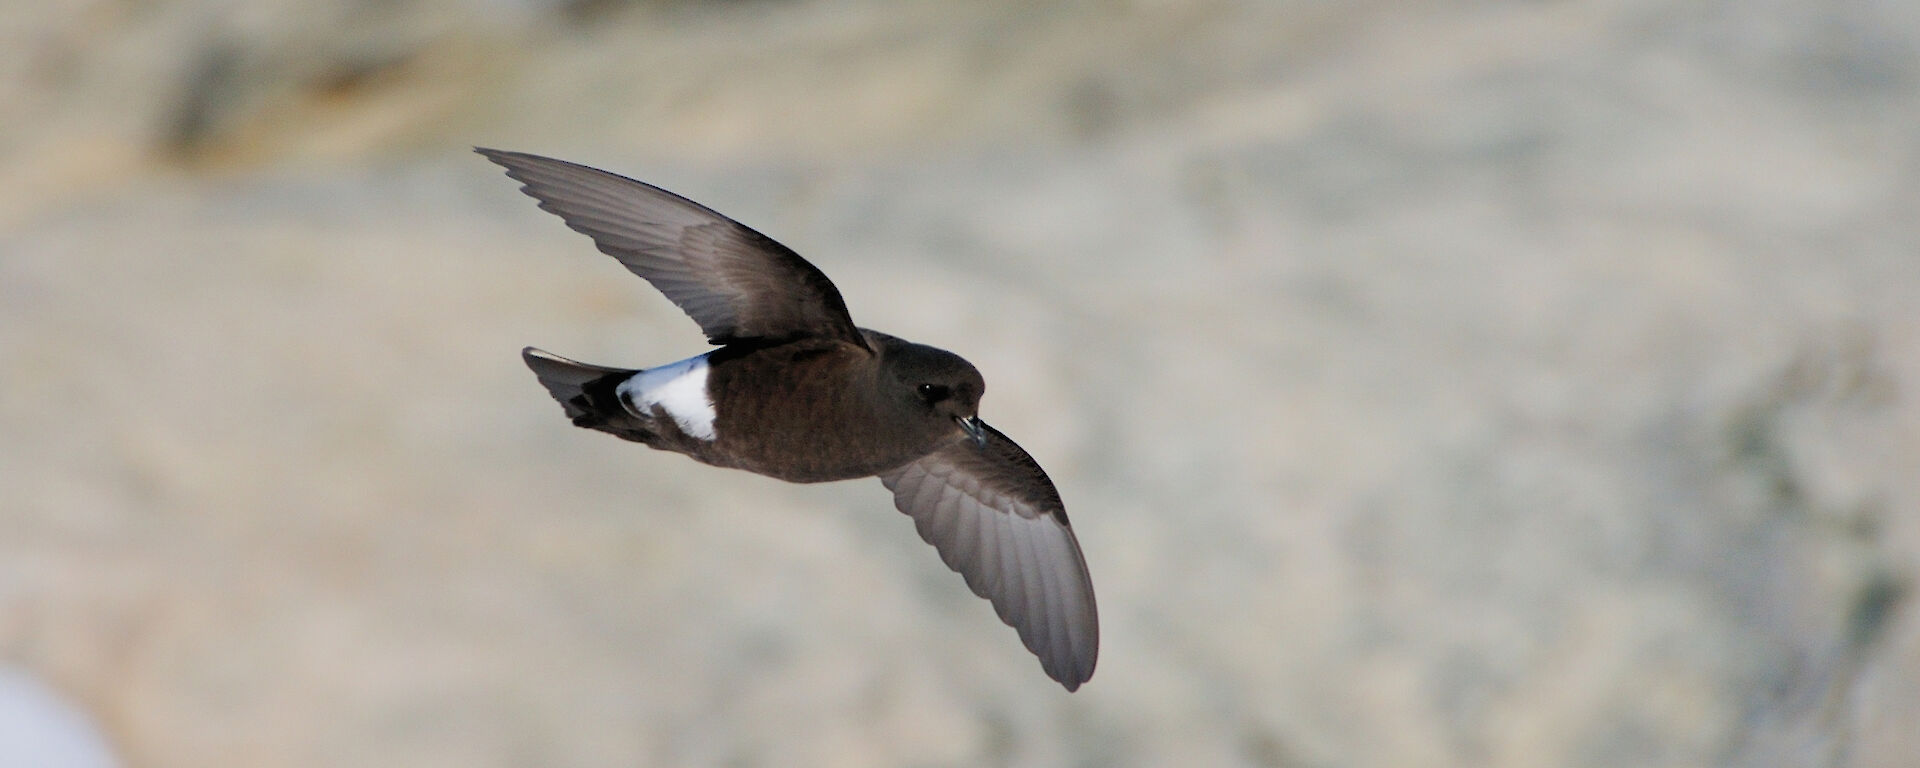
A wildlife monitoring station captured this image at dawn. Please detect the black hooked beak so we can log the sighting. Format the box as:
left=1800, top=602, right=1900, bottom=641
left=956, top=416, right=987, bottom=448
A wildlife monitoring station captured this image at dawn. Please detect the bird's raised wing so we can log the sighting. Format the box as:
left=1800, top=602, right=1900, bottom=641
left=479, top=149, right=866, bottom=349
left=879, top=423, right=1098, bottom=690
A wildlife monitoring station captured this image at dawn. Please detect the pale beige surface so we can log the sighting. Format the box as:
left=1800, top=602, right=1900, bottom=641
left=4, top=1, right=1920, bottom=766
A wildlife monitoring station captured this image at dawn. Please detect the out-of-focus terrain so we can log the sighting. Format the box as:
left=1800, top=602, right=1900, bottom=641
left=4, top=1, right=1919, bottom=766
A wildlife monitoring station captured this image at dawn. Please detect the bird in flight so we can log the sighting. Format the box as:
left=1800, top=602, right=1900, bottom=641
left=479, top=149, right=1098, bottom=690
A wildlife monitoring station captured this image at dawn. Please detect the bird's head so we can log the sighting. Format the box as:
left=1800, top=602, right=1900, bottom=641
left=884, top=342, right=987, bottom=447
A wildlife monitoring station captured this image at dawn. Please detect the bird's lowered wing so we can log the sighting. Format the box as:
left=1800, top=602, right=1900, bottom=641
left=879, top=423, right=1098, bottom=690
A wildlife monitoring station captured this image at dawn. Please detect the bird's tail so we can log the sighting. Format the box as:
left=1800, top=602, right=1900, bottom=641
left=521, top=347, right=655, bottom=443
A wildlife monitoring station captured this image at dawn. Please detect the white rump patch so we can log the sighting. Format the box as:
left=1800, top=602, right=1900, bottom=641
left=617, top=353, right=717, bottom=440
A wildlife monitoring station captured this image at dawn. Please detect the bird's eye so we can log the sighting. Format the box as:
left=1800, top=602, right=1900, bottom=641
left=917, top=383, right=950, bottom=402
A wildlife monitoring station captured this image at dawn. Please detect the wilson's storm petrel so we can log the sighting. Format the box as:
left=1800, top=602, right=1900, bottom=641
left=479, top=149, right=1098, bottom=690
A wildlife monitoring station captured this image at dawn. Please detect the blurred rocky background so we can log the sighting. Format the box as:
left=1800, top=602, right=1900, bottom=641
left=4, top=0, right=1919, bottom=766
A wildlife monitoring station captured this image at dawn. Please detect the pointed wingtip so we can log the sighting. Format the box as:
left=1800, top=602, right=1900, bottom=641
left=475, top=147, right=530, bottom=169
left=477, top=146, right=523, bottom=168
left=1051, top=658, right=1095, bottom=692
left=476, top=147, right=516, bottom=174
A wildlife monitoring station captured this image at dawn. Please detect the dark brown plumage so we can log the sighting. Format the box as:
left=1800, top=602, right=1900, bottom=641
left=483, top=148, right=1098, bottom=691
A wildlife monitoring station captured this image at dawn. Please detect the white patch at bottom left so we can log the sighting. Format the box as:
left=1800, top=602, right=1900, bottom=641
left=617, top=353, right=718, bottom=440
left=0, top=666, right=121, bottom=768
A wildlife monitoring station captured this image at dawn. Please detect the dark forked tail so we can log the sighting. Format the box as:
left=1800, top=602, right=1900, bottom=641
left=521, top=347, right=656, bottom=443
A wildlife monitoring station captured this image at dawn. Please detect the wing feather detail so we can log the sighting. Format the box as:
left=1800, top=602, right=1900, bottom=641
left=880, top=424, right=1098, bottom=690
